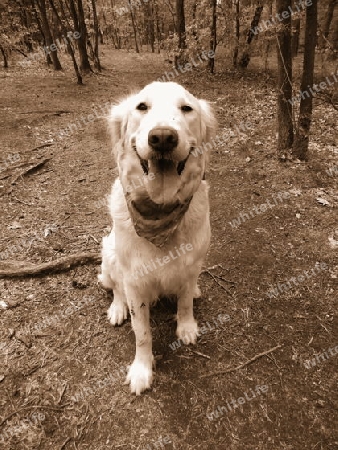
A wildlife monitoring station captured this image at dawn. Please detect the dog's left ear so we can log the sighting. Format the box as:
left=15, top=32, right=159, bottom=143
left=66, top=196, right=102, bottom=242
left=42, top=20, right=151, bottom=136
left=108, top=97, right=132, bottom=158
left=199, top=99, right=217, bottom=144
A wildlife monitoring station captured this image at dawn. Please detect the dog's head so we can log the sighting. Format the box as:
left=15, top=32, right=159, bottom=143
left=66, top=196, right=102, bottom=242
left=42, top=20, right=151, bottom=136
left=109, top=81, right=217, bottom=205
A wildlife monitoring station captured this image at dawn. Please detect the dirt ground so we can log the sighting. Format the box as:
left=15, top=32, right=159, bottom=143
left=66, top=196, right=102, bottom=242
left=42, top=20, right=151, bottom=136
left=0, top=47, right=337, bottom=450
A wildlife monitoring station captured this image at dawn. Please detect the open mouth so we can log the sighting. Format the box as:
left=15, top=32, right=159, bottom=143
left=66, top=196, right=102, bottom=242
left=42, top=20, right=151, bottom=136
left=133, top=145, right=192, bottom=176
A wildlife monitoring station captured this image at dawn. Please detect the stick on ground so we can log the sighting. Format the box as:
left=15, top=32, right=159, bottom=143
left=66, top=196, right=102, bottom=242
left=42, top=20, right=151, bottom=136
left=200, top=344, right=282, bottom=378
left=0, top=252, right=101, bottom=278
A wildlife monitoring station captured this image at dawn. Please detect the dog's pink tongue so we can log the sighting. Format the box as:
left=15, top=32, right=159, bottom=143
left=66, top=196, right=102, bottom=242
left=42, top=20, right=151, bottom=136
left=147, top=160, right=180, bottom=204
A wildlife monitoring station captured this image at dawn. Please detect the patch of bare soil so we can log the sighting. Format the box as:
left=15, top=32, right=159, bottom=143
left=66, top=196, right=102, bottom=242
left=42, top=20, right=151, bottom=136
left=0, top=48, right=337, bottom=450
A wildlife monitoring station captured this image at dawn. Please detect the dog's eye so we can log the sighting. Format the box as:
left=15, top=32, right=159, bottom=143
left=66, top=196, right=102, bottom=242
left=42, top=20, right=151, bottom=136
left=181, top=105, right=193, bottom=112
left=136, top=102, right=148, bottom=111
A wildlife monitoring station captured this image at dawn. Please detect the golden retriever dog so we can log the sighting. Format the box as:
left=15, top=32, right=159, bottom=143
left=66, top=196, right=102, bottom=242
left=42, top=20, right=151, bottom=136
left=98, top=81, right=217, bottom=394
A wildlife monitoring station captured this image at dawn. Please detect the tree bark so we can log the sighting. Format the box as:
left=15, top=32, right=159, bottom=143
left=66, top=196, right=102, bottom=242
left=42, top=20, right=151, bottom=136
left=35, top=0, right=62, bottom=70
left=91, top=0, right=102, bottom=70
left=154, top=0, right=161, bottom=53
left=291, top=18, right=300, bottom=57
left=176, top=0, right=186, bottom=49
left=233, top=0, right=240, bottom=67
left=209, top=0, right=217, bottom=73
left=332, top=15, right=338, bottom=55
left=239, top=4, right=263, bottom=69
left=292, top=0, right=317, bottom=160
left=276, top=0, right=293, bottom=158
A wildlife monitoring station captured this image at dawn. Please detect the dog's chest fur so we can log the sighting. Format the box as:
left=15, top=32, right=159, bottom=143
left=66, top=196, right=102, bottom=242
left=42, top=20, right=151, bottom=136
left=110, top=179, right=210, bottom=295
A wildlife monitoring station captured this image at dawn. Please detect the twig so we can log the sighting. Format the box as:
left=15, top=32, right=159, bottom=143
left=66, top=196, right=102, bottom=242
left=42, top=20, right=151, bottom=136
left=201, top=264, right=222, bottom=273
left=0, top=404, right=69, bottom=428
left=0, top=252, right=101, bottom=278
left=58, top=384, right=68, bottom=404
left=200, top=344, right=282, bottom=378
left=203, top=270, right=232, bottom=294
left=11, top=196, right=35, bottom=206
left=60, top=437, right=72, bottom=450
left=213, top=274, right=235, bottom=284
left=201, top=264, right=234, bottom=283
left=190, top=350, right=210, bottom=359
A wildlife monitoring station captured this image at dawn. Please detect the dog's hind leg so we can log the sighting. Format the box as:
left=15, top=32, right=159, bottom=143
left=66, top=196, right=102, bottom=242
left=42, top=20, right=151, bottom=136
left=98, top=231, right=128, bottom=326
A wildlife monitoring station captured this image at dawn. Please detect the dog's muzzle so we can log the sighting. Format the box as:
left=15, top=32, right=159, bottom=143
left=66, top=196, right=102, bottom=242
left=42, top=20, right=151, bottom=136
left=133, top=127, right=191, bottom=176
left=148, top=127, right=178, bottom=153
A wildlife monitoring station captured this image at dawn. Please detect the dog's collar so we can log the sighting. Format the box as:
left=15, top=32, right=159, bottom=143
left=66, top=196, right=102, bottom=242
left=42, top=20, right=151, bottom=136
left=124, top=191, right=193, bottom=247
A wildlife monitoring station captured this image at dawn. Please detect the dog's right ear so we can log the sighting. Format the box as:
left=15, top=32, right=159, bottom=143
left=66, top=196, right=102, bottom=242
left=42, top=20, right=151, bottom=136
left=108, top=97, right=132, bottom=156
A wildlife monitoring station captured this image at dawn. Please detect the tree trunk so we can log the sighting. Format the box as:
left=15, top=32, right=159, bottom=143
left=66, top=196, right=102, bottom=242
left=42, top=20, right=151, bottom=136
left=76, top=0, right=92, bottom=72
left=35, top=0, right=62, bottom=70
left=68, top=0, right=92, bottom=72
left=145, top=0, right=155, bottom=53
left=176, top=0, right=186, bottom=49
left=91, top=0, right=102, bottom=70
left=263, top=1, right=273, bottom=70
left=209, top=0, right=217, bottom=73
left=0, top=46, right=8, bottom=68
left=332, top=15, right=338, bottom=56
left=233, top=0, right=240, bottom=67
left=154, top=0, right=161, bottom=53
left=108, top=0, right=122, bottom=49
left=164, top=0, right=176, bottom=31
left=239, top=4, right=263, bottom=69
left=150, top=3, right=155, bottom=53
left=292, top=0, right=317, bottom=160
left=48, top=0, right=83, bottom=84
left=276, top=0, right=293, bottom=158
left=318, top=0, right=337, bottom=57
left=323, top=0, right=336, bottom=39
left=292, top=18, right=300, bottom=57
left=128, top=0, right=140, bottom=53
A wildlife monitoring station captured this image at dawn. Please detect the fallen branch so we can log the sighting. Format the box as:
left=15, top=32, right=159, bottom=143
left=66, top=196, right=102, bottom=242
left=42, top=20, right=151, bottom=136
left=18, top=110, right=70, bottom=116
left=11, top=158, right=51, bottom=185
left=200, top=344, right=282, bottom=378
left=29, top=143, right=54, bottom=152
left=0, top=252, right=101, bottom=278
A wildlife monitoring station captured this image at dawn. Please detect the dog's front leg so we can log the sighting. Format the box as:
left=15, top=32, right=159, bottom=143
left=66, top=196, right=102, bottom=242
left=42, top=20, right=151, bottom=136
left=125, top=290, right=153, bottom=395
left=176, top=281, right=199, bottom=345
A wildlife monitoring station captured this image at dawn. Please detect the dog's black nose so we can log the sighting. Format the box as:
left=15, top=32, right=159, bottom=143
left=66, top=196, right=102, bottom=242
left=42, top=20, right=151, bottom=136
left=148, top=127, right=178, bottom=152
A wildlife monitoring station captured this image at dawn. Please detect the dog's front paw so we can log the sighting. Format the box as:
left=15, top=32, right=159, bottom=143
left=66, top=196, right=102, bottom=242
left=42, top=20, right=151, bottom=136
left=98, top=273, right=114, bottom=291
left=193, top=284, right=201, bottom=298
left=107, top=301, right=128, bottom=326
left=176, top=320, right=199, bottom=345
left=125, top=360, right=153, bottom=395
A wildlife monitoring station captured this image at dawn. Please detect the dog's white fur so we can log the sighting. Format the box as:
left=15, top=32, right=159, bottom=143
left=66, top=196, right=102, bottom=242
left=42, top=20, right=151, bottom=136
left=98, top=81, right=216, bottom=395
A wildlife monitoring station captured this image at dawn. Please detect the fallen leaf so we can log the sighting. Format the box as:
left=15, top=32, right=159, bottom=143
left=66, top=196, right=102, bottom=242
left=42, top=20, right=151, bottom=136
left=316, top=198, right=330, bottom=206
left=8, top=221, right=21, bottom=229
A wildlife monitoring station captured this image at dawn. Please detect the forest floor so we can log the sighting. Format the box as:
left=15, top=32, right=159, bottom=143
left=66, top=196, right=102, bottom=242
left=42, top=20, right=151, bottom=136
left=0, top=46, right=337, bottom=450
